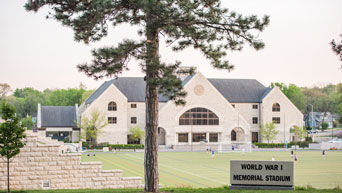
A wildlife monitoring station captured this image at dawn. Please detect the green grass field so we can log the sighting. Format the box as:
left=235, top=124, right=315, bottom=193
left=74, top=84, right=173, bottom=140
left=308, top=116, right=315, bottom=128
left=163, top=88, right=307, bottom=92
left=81, top=150, right=342, bottom=189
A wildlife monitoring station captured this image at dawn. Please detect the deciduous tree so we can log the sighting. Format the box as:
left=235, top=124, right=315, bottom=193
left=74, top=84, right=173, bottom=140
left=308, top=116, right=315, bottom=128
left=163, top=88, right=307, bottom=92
left=271, top=82, right=306, bottom=112
left=129, top=126, right=145, bottom=151
left=293, top=125, right=306, bottom=142
left=79, top=108, right=107, bottom=148
left=0, top=83, right=11, bottom=101
left=0, top=101, right=26, bottom=193
left=46, top=88, right=86, bottom=106
left=21, top=116, right=33, bottom=130
left=260, top=122, right=278, bottom=143
left=25, top=1, right=269, bottom=191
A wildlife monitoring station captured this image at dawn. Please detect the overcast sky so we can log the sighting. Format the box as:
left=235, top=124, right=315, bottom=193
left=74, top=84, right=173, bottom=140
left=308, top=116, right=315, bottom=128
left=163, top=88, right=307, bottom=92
left=0, top=0, right=341, bottom=91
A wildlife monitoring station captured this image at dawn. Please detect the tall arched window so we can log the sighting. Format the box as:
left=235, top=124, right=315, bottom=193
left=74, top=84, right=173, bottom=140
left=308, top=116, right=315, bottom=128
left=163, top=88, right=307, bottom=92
left=179, top=107, right=219, bottom=125
left=108, top=101, right=117, bottom=111
left=272, top=103, right=280, bottom=112
left=231, top=130, right=237, bottom=141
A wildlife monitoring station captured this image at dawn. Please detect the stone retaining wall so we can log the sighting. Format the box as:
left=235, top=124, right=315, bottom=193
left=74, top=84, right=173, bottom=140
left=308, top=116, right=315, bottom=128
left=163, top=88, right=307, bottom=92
left=0, top=131, right=142, bottom=190
left=309, top=142, right=342, bottom=150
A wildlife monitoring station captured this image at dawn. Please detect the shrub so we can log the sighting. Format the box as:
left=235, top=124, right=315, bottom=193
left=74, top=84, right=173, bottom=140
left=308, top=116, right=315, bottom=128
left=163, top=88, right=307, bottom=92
left=321, top=122, right=329, bottom=130
left=109, top=144, right=144, bottom=150
left=305, top=136, right=312, bottom=142
left=253, top=142, right=298, bottom=148
left=82, top=142, right=144, bottom=150
left=336, top=131, right=342, bottom=138
left=298, top=141, right=309, bottom=149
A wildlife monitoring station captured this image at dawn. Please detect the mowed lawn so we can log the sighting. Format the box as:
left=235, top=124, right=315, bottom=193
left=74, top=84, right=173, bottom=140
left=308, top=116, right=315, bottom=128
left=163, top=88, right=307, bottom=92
left=81, top=150, right=342, bottom=189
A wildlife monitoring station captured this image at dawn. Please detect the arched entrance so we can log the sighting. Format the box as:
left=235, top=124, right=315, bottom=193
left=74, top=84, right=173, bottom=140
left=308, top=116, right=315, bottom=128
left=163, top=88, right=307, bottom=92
left=158, top=127, right=166, bottom=145
left=231, top=127, right=245, bottom=142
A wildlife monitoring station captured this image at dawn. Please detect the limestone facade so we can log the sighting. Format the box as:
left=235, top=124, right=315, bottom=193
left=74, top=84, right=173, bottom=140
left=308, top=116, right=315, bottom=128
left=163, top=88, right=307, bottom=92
left=0, top=131, right=142, bottom=190
left=78, top=71, right=303, bottom=146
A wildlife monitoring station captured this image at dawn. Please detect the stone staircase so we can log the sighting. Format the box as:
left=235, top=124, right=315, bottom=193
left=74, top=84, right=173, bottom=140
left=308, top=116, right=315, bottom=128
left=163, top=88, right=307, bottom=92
left=0, top=131, right=142, bottom=190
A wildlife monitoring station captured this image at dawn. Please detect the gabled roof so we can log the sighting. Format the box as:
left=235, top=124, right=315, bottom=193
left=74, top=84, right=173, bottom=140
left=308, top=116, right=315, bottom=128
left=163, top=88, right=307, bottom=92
left=85, top=74, right=270, bottom=104
left=208, top=78, right=268, bottom=103
left=85, top=77, right=169, bottom=104
left=259, top=87, right=273, bottom=101
left=41, top=106, right=77, bottom=127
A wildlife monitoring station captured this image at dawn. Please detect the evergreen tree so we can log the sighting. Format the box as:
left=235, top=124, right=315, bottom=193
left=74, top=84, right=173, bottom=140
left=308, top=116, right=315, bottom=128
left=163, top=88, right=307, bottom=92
left=0, top=101, right=26, bottom=193
left=25, top=1, right=269, bottom=191
left=331, top=34, right=342, bottom=66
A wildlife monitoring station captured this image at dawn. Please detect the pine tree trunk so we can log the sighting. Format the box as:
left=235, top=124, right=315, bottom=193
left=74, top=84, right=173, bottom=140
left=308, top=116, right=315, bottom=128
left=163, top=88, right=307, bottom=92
left=7, top=158, right=10, bottom=193
left=144, top=17, right=159, bottom=193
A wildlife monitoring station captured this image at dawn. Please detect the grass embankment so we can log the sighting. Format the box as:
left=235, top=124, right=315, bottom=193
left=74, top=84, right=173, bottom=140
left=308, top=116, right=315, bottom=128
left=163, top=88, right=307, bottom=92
left=82, top=151, right=342, bottom=189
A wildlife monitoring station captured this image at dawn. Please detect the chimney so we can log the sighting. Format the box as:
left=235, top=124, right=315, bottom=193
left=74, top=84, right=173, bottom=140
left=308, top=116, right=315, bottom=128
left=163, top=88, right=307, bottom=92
left=75, top=104, right=80, bottom=126
left=37, top=103, right=41, bottom=128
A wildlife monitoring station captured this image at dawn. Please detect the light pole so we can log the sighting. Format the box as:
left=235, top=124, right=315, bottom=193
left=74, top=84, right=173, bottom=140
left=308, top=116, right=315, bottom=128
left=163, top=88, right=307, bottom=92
left=308, top=104, right=314, bottom=129
left=284, top=113, right=286, bottom=150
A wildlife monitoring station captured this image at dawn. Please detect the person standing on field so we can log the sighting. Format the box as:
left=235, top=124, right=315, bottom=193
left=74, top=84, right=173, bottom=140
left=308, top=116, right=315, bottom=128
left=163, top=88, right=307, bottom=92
left=211, top=149, right=215, bottom=159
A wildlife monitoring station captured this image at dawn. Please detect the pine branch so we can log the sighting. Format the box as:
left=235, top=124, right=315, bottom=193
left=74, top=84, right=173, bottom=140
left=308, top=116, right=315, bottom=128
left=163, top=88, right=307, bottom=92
left=331, top=34, right=342, bottom=67
left=77, top=39, right=145, bottom=80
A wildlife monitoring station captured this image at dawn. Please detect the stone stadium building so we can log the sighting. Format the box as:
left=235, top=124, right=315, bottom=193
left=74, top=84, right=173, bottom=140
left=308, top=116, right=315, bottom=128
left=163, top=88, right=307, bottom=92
left=73, top=71, right=303, bottom=150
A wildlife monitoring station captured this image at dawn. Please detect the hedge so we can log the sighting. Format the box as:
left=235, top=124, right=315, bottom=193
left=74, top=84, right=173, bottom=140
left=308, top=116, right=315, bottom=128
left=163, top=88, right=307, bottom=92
left=253, top=142, right=309, bottom=148
left=82, top=142, right=144, bottom=150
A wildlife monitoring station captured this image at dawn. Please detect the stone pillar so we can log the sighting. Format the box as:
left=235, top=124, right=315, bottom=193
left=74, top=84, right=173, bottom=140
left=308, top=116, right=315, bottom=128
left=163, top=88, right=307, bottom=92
left=188, top=132, right=192, bottom=145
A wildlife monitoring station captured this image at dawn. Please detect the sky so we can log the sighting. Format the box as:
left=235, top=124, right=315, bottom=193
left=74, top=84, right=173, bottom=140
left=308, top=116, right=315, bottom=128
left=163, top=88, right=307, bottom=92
left=0, top=0, right=341, bottom=91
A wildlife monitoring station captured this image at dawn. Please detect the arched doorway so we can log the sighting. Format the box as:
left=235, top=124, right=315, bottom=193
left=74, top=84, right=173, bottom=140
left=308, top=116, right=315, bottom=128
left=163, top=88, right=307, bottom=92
left=158, top=127, right=166, bottom=145
left=231, top=130, right=236, bottom=141
left=231, top=127, right=245, bottom=142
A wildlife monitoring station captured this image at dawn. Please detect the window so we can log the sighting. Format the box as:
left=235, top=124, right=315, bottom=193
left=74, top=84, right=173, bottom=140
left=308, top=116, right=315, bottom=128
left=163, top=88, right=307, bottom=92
left=131, top=117, right=137, bottom=124
left=131, top=104, right=137, bottom=108
left=178, top=133, right=188, bottom=143
left=108, top=117, right=117, bottom=124
left=127, top=135, right=140, bottom=144
left=42, top=180, right=50, bottom=188
left=231, top=130, right=236, bottom=141
left=253, top=117, right=258, bottom=124
left=272, top=117, right=281, bottom=124
left=108, top=101, right=117, bottom=111
left=179, top=108, right=219, bottom=125
left=272, top=103, right=280, bottom=112
left=209, top=133, right=218, bottom=142
left=252, top=104, right=258, bottom=109
left=192, top=133, right=206, bottom=142
left=232, top=104, right=235, bottom=108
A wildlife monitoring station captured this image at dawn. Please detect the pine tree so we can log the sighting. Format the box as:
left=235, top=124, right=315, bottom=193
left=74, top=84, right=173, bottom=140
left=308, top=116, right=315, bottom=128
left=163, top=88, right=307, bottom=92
left=0, top=101, right=26, bottom=193
left=331, top=34, right=342, bottom=67
left=24, top=1, right=269, bottom=191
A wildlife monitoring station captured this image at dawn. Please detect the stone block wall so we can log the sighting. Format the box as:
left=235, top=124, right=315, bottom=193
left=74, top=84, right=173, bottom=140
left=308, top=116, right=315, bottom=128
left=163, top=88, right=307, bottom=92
left=0, top=131, right=142, bottom=190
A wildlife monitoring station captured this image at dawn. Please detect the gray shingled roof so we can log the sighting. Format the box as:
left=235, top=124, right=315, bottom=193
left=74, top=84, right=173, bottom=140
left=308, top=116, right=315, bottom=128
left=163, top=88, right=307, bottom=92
left=86, top=77, right=169, bottom=104
left=208, top=79, right=267, bottom=103
left=85, top=76, right=270, bottom=104
left=41, top=106, right=77, bottom=127
left=259, top=87, right=273, bottom=101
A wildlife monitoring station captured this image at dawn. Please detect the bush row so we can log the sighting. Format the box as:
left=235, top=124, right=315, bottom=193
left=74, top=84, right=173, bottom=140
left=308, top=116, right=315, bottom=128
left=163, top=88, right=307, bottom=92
left=82, top=142, right=144, bottom=150
left=253, top=141, right=310, bottom=148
